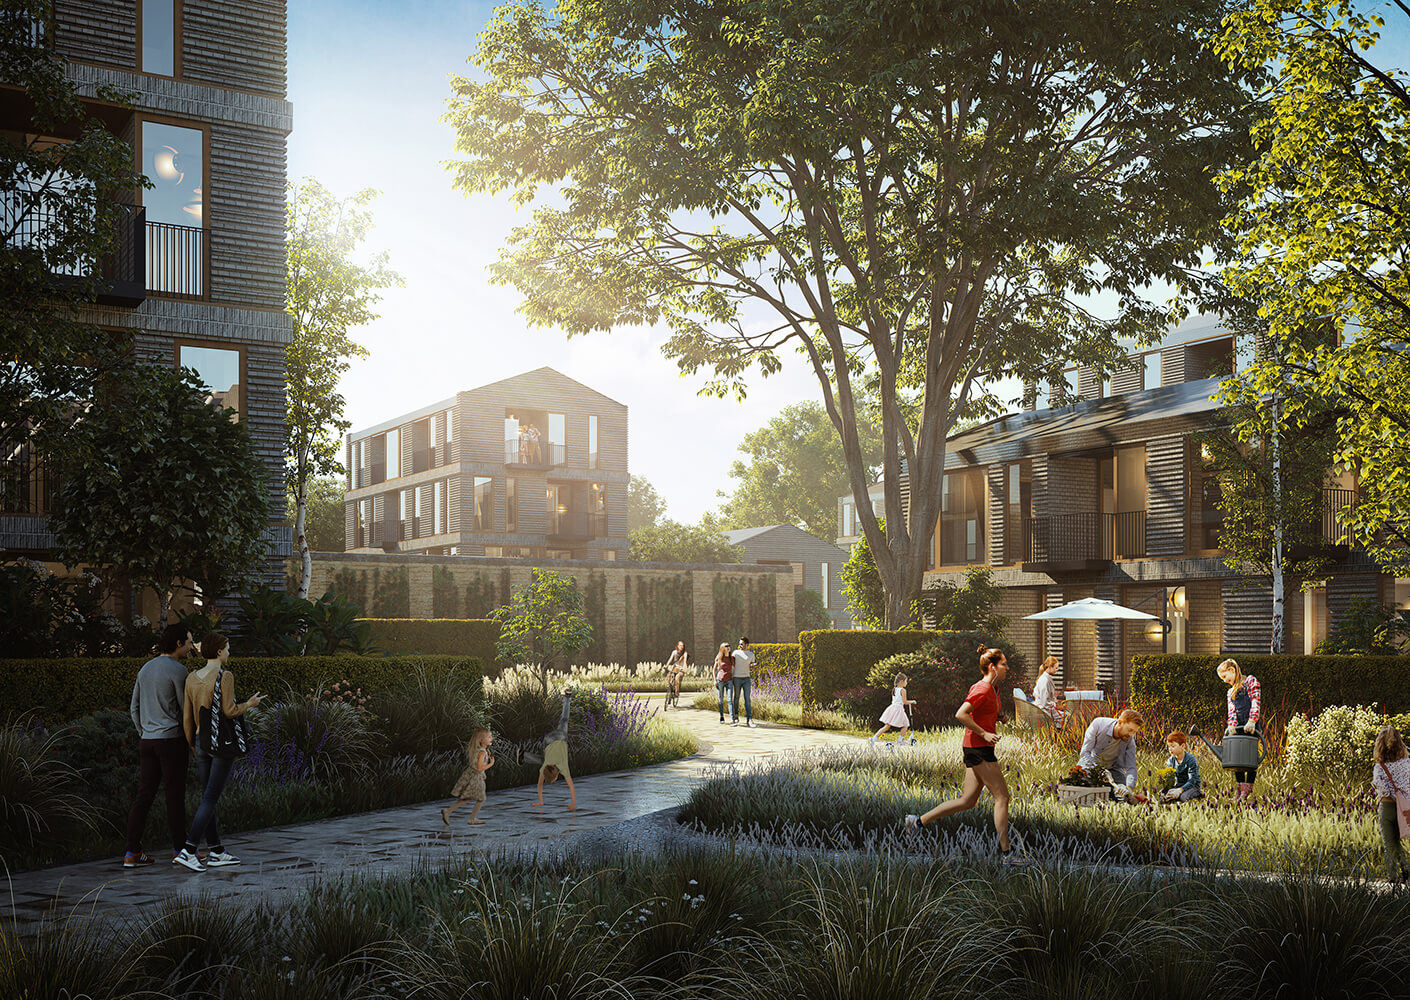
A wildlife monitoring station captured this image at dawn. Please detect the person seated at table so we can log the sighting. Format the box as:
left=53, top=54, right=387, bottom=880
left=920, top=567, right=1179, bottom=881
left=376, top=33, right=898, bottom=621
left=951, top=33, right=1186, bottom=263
left=1078, top=709, right=1144, bottom=799
left=1161, top=730, right=1203, bottom=802
left=1031, top=656, right=1066, bottom=726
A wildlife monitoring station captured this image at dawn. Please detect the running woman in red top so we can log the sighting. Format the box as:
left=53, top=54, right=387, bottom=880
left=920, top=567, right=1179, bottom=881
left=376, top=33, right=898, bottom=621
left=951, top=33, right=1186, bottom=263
left=905, top=644, right=1025, bottom=865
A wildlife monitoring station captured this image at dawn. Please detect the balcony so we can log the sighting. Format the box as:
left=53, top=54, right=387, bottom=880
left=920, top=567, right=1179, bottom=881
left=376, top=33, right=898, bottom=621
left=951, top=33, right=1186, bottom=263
left=1321, top=487, right=1357, bottom=545
left=547, top=509, right=607, bottom=541
left=0, top=446, right=54, bottom=516
left=1021, top=511, right=1147, bottom=572
left=145, top=221, right=204, bottom=298
left=3, top=195, right=147, bottom=307
left=505, top=437, right=565, bottom=469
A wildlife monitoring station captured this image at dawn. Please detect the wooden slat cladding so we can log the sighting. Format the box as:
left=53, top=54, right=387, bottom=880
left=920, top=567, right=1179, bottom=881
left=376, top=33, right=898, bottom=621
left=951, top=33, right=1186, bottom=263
left=1110, top=359, right=1143, bottom=396
left=1077, top=367, right=1102, bottom=401
left=1222, top=580, right=1272, bottom=654
left=182, top=0, right=287, bottom=98
left=1328, top=571, right=1381, bottom=629
left=1145, top=435, right=1186, bottom=556
left=986, top=465, right=1006, bottom=566
left=209, top=122, right=286, bottom=310
left=54, top=0, right=135, bottom=68
left=1095, top=585, right=1119, bottom=693
left=1044, top=589, right=1065, bottom=687
left=1160, top=346, right=1186, bottom=386
left=344, top=501, right=356, bottom=551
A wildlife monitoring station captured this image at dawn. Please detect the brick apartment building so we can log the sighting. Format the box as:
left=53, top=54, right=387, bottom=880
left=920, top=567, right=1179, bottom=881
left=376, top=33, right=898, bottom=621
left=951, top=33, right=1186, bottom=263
left=0, top=0, right=293, bottom=611
left=344, top=367, right=630, bottom=561
left=863, top=316, right=1381, bottom=697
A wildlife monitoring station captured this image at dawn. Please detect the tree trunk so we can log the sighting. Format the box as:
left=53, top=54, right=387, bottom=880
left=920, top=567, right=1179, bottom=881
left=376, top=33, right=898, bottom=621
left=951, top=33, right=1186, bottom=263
left=158, top=585, right=172, bottom=627
left=295, top=474, right=312, bottom=600
left=1269, top=400, right=1285, bottom=654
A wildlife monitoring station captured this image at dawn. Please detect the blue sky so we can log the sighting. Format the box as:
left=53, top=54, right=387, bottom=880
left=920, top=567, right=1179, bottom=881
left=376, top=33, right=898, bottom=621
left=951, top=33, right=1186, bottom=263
left=287, top=1, right=1410, bottom=525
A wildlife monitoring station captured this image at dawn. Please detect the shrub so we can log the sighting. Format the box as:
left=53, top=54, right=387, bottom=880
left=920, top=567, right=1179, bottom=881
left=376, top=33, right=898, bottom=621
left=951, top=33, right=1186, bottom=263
left=751, top=642, right=800, bottom=684
left=832, top=685, right=886, bottom=727
left=248, top=693, right=380, bottom=785
left=51, top=708, right=142, bottom=803
left=1284, top=704, right=1387, bottom=784
left=0, top=654, right=484, bottom=723
left=1315, top=595, right=1410, bottom=655
left=377, top=663, right=489, bottom=756
left=794, top=588, right=832, bottom=632
left=1131, top=653, right=1410, bottom=731
left=868, top=629, right=1030, bottom=726
left=798, top=629, right=932, bottom=708
left=484, top=665, right=560, bottom=743
left=0, top=716, right=93, bottom=856
left=362, top=618, right=500, bottom=662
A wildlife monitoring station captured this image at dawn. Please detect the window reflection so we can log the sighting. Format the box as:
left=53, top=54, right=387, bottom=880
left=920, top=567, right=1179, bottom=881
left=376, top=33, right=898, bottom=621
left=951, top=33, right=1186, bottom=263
left=177, top=344, right=240, bottom=417
left=141, top=0, right=175, bottom=76
left=142, top=123, right=202, bottom=226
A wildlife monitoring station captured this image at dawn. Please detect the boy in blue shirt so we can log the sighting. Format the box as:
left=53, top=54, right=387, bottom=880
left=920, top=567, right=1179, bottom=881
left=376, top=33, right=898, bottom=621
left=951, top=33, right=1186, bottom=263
left=1161, top=730, right=1203, bottom=802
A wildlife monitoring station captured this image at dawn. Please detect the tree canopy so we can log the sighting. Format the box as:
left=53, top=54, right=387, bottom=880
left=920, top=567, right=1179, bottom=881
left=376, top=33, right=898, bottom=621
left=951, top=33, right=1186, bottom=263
left=491, top=568, right=594, bottom=695
left=628, top=474, right=667, bottom=531
left=629, top=520, right=742, bottom=564
left=446, top=0, right=1261, bottom=626
left=285, top=475, right=346, bottom=553
left=285, top=178, right=399, bottom=597
left=0, top=0, right=144, bottom=476
left=48, top=366, right=271, bottom=623
left=1215, top=0, right=1410, bottom=574
left=717, top=401, right=882, bottom=540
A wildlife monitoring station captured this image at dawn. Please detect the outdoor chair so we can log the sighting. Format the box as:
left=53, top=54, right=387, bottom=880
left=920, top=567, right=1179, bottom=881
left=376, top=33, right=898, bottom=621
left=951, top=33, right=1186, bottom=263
left=1013, top=689, right=1055, bottom=730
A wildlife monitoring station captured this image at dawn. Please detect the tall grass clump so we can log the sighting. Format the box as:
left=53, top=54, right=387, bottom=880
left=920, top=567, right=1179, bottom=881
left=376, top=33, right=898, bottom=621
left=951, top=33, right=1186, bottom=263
left=0, top=716, right=93, bottom=859
left=378, top=662, right=489, bottom=755
left=248, top=689, right=379, bottom=785
left=485, top=665, right=559, bottom=742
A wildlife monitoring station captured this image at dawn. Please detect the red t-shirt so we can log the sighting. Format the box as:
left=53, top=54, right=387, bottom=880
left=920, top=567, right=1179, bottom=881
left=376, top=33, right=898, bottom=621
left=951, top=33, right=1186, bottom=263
left=961, top=679, right=999, bottom=748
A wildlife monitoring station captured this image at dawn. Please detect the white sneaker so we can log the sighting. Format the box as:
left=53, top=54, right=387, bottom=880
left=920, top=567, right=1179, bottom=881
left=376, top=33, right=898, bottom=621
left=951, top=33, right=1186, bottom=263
left=747, top=720, right=757, bottom=728
left=869, top=736, right=878, bottom=743
left=173, top=848, right=205, bottom=872
left=903, top=814, right=923, bottom=831
left=731, top=720, right=739, bottom=726
left=205, top=851, right=240, bottom=868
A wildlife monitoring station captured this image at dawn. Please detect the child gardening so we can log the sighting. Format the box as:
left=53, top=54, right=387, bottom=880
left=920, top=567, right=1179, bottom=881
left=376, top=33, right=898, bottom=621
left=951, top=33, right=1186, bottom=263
left=443, top=728, right=494, bottom=826
left=1160, top=731, right=1203, bottom=802
left=533, top=691, right=577, bottom=811
left=872, top=672, right=917, bottom=745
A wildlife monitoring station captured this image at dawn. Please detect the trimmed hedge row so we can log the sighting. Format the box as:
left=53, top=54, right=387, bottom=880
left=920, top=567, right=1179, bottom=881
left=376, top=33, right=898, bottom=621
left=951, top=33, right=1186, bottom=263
left=750, top=642, right=800, bottom=681
left=361, top=619, right=500, bottom=664
left=1, top=654, right=484, bottom=723
left=1131, top=653, right=1410, bottom=730
left=799, top=629, right=933, bottom=708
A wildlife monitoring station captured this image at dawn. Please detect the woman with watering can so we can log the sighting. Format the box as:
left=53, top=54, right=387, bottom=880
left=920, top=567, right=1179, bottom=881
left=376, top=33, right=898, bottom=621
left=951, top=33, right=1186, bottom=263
left=1219, top=658, right=1262, bottom=800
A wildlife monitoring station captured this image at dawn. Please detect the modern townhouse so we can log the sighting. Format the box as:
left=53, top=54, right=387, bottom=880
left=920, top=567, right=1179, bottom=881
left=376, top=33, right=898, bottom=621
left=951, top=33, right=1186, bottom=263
left=872, top=317, right=1378, bottom=698
left=723, top=524, right=852, bottom=628
left=343, top=367, right=630, bottom=561
left=0, top=0, right=293, bottom=614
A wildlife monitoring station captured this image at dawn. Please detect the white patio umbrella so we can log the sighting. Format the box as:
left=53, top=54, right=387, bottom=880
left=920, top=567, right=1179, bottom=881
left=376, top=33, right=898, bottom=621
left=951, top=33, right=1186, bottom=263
left=1023, top=597, right=1159, bottom=621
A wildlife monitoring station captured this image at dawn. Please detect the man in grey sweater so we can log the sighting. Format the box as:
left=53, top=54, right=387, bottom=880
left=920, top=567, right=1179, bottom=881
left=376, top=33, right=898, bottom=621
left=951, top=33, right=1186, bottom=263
left=124, top=623, right=194, bottom=867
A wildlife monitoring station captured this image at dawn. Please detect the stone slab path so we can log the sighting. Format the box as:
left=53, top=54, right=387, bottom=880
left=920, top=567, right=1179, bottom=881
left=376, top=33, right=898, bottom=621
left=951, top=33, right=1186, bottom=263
left=5, top=701, right=863, bottom=929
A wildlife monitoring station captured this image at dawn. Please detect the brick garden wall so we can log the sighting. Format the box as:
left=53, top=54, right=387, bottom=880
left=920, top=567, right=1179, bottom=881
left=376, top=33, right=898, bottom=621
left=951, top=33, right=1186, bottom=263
left=306, top=553, right=796, bottom=667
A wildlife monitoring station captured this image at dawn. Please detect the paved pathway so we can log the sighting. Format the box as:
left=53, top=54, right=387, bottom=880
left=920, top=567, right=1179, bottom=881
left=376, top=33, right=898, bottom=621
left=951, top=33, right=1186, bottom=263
left=6, top=702, right=861, bottom=928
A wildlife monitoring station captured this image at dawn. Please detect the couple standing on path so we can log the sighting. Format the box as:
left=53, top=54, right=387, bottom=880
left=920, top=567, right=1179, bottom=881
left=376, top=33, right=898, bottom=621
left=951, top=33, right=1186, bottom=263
left=713, top=637, right=757, bottom=727
left=125, top=623, right=264, bottom=873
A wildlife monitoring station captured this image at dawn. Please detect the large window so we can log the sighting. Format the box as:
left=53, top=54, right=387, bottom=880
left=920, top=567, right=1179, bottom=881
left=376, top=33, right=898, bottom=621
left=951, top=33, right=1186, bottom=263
left=548, top=413, right=566, bottom=464
left=840, top=499, right=856, bottom=537
left=399, top=489, right=411, bottom=540
left=1004, top=461, right=1032, bottom=563
left=938, top=470, right=985, bottom=565
left=142, top=122, right=204, bottom=297
left=357, top=498, right=371, bottom=548
left=177, top=343, right=240, bottom=417
left=434, top=480, right=447, bottom=535
left=473, top=476, right=493, bottom=532
left=820, top=561, right=830, bottom=609
left=588, top=415, right=599, bottom=470
left=140, top=0, right=176, bottom=76
left=505, top=477, right=517, bottom=533
left=384, top=428, right=400, bottom=480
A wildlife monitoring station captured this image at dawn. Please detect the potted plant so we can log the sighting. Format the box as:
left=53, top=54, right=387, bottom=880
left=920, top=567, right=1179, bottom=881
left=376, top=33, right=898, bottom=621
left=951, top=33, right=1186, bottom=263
left=1056, top=765, right=1112, bottom=808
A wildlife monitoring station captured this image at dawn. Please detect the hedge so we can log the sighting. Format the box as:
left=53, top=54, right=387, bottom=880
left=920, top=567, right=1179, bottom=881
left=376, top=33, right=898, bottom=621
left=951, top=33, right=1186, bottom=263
left=1131, top=653, right=1410, bottom=731
left=799, top=629, right=932, bottom=708
left=361, top=619, right=500, bottom=664
left=0, top=654, right=484, bottom=724
left=750, top=643, right=800, bottom=681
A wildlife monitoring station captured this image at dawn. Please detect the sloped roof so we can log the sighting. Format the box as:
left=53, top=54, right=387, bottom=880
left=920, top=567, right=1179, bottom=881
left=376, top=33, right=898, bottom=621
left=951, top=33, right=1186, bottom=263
left=722, top=525, right=784, bottom=545
left=465, top=366, right=627, bottom=409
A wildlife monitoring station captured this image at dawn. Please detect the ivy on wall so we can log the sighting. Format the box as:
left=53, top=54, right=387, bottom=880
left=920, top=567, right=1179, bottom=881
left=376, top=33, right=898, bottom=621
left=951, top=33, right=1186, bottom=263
left=626, top=573, right=692, bottom=665
left=713, top=575, right=777, bottom=645
left=432, top=565, right=460, bottom=618
left=371, top=566, right=410, bottom=618
left=330, top=567, right=367, bottom=611
left=464, top=569, right=511, bottom=619
left=582, top=570, right=609, bottom=662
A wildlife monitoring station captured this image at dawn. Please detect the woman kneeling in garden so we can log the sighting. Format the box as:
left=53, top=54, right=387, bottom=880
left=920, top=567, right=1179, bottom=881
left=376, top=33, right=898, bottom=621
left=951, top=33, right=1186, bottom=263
left=904, top=645, right=1027, bottom=865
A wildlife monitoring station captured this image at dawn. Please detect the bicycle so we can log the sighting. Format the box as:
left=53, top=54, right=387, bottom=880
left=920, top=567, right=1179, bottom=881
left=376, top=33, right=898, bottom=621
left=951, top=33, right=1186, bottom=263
left=664, top=669, right=682, bottom=710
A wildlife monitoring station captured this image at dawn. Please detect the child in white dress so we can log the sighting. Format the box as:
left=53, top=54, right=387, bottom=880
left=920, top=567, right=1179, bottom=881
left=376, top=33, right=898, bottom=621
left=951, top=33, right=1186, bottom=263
left=871, top=672, right=917, bottom=746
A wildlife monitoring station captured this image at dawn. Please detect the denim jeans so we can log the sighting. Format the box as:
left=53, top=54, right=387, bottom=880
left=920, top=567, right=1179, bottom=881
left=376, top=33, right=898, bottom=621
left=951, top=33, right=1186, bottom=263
left=716, top=681, right=729, bottom=720
left=184, top=751, right=233, bottom=852
left=125, top=737, right=189, bottom=855
left=731, top=677, right=752, bottom=723
left=1379, top=799, right=1410, bottom=881
left=1175, top=786, right=1203, bottom=802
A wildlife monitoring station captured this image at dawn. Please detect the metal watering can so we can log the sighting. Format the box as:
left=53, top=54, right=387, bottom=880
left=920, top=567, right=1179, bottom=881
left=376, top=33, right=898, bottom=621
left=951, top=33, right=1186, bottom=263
left=1188, top=723, right=1268, bottom=771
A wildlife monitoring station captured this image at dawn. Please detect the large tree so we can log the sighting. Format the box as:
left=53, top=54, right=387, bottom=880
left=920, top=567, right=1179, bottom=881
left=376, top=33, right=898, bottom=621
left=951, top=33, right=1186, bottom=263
left=1215, top=0, right=1410, bottom=574
left=286, top=179, right=400, bottom=598
left=628, top=473, right=667, bottom=531
left=717, top=401, right=882, bottom=540
left=446, top=0, right=1260, bottom=626
left=1, top=0, right=144, bottom=479
left=629, top=519, right=743, bottom=564
left=285, top=474, right=346, bottom=553
left=491, top=568, right=595, bottom=695
left=48, top=366, right=271, bottom=624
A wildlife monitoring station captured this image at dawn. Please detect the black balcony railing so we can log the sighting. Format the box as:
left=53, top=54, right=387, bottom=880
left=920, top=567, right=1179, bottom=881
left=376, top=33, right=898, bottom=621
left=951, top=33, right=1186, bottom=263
left=0, top=448, right=54, bottom=516
left=505, top=437, right=565, bottom=467
left=146, top=220, right=204, bottom=297
left=547, top=510, right=607, bottom=540
left=3, top=194, right=146, bottom=306
left=1322, top=487, right=1357, bottom=545
left=1023, top=511, right=1147, bottom=566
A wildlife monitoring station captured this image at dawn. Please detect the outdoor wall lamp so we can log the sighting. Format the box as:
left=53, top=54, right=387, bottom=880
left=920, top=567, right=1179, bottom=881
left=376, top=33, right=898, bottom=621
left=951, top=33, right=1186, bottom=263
left=1168, top=586, right=1187, bottom=614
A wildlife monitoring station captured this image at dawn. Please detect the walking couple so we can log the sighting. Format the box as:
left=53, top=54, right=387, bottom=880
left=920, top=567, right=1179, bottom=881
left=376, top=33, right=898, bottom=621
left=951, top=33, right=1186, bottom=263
left=713, top=636, right=757, bottom=727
